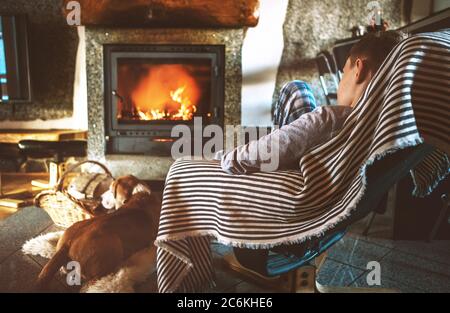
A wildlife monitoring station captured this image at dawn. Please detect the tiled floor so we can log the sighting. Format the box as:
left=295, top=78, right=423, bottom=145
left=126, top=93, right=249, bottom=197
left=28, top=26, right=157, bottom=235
left=0, top=205, right=449, bottom=293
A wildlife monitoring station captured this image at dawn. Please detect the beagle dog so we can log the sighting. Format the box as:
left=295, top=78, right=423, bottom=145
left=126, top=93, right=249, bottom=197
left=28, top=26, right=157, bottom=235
left=35, top=175, right=160, bottom=291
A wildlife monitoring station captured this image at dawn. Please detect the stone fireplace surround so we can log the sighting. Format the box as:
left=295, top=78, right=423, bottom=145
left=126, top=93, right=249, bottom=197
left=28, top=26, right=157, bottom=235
left=85, top=27, right=244, bottom=180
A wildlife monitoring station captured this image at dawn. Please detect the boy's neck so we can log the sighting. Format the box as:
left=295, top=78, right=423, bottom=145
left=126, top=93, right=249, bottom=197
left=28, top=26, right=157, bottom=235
left=350, top=80, right=371, bottom=108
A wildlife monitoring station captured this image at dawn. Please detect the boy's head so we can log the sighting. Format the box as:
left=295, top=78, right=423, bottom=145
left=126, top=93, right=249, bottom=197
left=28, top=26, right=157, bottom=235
left=337, top=30, right=407, bottom=107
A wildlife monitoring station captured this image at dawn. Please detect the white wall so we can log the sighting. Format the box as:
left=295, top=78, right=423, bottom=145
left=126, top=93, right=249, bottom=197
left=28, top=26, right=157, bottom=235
left=241, top=0, right=289, bottom=127
left=0, top=26, right=88, bottom=130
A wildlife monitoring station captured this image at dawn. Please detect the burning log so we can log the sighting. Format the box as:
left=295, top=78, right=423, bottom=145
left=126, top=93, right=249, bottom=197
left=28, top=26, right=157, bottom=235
left=63, top=0, right=260, bottom=28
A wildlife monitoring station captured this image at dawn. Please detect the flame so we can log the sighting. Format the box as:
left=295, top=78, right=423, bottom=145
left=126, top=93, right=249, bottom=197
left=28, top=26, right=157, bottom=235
left=170, top=86, right=197, bottom=120
left=128, top=65, right=200, bottom=121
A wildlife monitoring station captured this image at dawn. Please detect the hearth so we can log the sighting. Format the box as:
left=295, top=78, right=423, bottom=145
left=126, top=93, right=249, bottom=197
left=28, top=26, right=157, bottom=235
left=104, top=44, right=225, bottom=155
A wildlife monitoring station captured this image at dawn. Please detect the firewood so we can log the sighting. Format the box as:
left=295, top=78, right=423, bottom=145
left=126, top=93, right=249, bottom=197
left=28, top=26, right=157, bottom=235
left=0, top=198, right=31, bottom=209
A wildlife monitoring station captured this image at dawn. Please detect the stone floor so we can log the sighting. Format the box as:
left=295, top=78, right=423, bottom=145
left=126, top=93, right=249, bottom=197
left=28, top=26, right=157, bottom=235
left=0, top=205, right=449, bottom=293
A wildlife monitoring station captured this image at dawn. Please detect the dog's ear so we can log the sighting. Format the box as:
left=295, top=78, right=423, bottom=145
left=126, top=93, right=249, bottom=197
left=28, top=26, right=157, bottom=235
left=132, top=183, right=152, bottom=195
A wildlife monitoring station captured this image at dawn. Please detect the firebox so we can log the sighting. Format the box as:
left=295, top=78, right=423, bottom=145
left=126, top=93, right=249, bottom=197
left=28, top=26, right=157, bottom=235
left=104, top=44, right=225, bottom=155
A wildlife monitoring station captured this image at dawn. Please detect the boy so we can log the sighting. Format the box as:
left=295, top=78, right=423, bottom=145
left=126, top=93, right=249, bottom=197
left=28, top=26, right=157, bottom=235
left=218, top=31, right=407, bottom=174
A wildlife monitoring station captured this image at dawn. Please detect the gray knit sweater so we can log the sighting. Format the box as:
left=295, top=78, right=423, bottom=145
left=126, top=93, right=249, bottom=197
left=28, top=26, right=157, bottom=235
left=216, top=105, right=353, bottom=174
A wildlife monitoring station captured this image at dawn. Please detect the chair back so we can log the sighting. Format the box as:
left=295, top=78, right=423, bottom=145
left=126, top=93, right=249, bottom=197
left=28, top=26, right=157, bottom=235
left=315, top=51, right=339, bottom=105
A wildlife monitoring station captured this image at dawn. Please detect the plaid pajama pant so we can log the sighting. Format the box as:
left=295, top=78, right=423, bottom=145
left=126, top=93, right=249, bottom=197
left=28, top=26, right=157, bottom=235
left=273, top=80, right=317, bottom=127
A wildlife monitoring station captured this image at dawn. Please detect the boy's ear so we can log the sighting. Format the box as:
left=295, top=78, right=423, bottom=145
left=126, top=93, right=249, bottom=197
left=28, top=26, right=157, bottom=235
left=355, top=58, right=370, bottom=84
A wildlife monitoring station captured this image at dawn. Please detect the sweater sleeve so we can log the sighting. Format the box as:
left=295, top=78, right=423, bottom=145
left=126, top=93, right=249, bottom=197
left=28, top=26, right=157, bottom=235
left=219, top=106, right=352, bottom=174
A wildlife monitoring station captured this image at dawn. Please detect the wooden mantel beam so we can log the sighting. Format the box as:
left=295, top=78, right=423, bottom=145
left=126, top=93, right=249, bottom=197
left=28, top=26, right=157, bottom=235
left=63, top=0, right=260, bottom=28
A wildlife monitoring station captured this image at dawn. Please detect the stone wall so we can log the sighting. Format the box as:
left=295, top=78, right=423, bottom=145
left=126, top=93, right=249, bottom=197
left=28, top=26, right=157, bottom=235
left=273, top=0, right=404, bottom=107
left=0, top=0, right=77, bottom=121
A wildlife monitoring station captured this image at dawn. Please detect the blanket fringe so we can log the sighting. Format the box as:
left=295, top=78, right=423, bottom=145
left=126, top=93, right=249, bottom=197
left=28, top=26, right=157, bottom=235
left=411, top=153, right=450, bottom=198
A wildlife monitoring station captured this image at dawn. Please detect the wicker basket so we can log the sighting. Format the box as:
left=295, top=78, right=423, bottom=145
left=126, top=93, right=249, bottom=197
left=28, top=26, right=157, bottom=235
left=34, top=160, right=114, bottom=228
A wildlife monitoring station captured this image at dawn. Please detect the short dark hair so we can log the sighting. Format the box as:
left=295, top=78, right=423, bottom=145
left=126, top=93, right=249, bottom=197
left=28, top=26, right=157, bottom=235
left=349, top=30, right=407, bottom=73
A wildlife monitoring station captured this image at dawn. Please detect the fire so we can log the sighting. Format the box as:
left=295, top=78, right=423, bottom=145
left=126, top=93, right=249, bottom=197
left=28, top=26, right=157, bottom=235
left=128, top=65, right=200, bottom=121
left=170, top=86, right=197, bottom=120
left=136, top=85, right=197, bottom=121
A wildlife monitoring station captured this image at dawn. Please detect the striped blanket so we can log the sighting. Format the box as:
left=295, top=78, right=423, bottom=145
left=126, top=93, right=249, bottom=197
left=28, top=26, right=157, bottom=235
left=155, top=31, right=450, bottom=293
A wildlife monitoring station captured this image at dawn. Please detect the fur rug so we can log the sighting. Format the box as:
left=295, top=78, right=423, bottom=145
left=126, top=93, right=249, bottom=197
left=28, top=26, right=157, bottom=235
left=22, top=232, right=156, bottom=293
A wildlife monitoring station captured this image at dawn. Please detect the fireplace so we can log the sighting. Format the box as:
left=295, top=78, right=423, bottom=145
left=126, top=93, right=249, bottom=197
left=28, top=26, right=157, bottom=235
left=85, top=26, right=243, bottom=179
left=104, top=44, right=225, bottom=155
